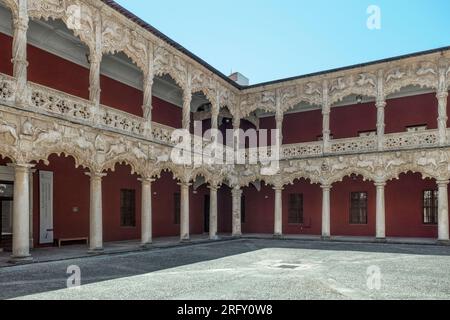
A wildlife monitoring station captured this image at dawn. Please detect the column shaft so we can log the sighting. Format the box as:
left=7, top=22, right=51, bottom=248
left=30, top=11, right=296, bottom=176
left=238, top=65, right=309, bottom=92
left=232, top=187, right=242, bottom=237
left=11, top=164, right=33, bottom=259
left=321, top=185, right=331, bottom=238
left=438, top=180, right=450, bottom=242
left=12, top=0, right=29, bottom=107
left=180, top=182, right=190, bottom=241
left=141, top=178, right=153, bottom=245
left=376, top=101, right=386, bottom=151
left=87, top=172, right=105, bottom=251
left=274, top=187, right=283, bottom=237
left=437, top=92, right=448, bottom=146
left=375, top=181, right=386, bottom=239
left=209, top=186, right=218, bottom=240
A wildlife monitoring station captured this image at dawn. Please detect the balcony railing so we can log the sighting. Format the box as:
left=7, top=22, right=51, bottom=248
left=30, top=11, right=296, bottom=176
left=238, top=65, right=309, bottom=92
left=0, top=72, right=443, bottom=161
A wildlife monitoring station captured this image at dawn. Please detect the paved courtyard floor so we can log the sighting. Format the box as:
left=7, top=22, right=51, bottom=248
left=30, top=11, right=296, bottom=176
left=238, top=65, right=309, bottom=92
left=1, top=239, right=450, bottom=300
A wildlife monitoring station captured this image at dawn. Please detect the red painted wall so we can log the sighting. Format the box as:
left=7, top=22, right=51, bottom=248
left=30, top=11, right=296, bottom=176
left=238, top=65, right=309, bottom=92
left=33, top=155, right=90, bottom=245
left=152, top=96, right=182, bottom=129
left=103, top=164, right=142, bottom=242
left=0, top=33, right=13, bottom=76
left=385, top=93, right=437, bottom=133
left=386, top=173, right=438, bottom=238
left=283, top=179, right=322, bottom=235
left=331, top=176, right=376, bottom=237
left=283, top=109, right=323, bottom=144
left=242, top=183, right=274, bottom=234
left=100, top=76, right=143, bottom=117
left=330, top=102, right=377, bottom=139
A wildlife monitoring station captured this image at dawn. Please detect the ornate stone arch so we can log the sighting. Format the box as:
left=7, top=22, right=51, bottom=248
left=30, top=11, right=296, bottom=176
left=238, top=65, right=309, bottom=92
left=0, top=0, right=18, bottom=20
left=328, top=72, right=378, bottom=106
left=27, top=0, right=97, bottom=52
left=384, top=61, right=439, bottom=97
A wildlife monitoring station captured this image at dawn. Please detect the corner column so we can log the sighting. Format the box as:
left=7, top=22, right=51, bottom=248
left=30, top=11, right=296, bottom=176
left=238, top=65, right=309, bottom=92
left=179, top=181, right=191, bottom=242
left=232, top=186, right=242, bottom=237
left=10, top=163, right=34, bottom=260
left=437, top=179, right=450, bottom=243
left=140, top=177, right=154, bottom=246
left=375, top=179, right=386, bottom=240
left=209, top=185, right=219, bottom=240
left=86, top=171, right=106, bottom=252
left=321, top=184, right=331, bottom=239
left=12, top=0, right=29, bottom=107
left=273, top=185, right=283, bottom=238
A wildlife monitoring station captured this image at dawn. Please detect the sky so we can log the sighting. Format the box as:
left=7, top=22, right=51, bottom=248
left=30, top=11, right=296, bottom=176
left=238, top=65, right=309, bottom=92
left=115, top=0, right=450, bottom=85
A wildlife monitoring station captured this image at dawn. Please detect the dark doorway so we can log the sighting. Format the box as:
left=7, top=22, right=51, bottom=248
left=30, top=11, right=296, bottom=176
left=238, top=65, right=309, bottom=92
left=0, top=181, right=14, bottom=252
left=204, top=195, right=210, bottom=233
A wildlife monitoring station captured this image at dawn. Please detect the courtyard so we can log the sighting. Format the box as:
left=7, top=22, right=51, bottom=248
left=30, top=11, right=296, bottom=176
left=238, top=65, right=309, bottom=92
left=0, top=239, right=449, bottom=300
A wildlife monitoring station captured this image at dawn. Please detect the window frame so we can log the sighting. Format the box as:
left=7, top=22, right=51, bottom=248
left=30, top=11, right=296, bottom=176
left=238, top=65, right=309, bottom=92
left=349, top=191, right=368, bottom=225
left=423, top=189, right=439, bottom=225
left=288, top=193, right=304, bottom=225
left=120, top=189, right=136, bottom=228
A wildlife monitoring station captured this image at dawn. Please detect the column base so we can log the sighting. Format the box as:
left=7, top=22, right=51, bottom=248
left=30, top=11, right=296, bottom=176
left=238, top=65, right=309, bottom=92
left=209, top=235, right=220, bottom=241
left=437, top=239, right=450, bottom=246
left=9, top=255, right=33, bottom=264
left=88, top=248, right=104, bottom=254
left=140, top=242, right=153, bottom=248
left=321, top=236, right=331, bottom=241
left=180, top=238, right=191, bottom=243
left=273, top=234, right=283, bottom=239
left=375, top=237, right=387, bottom=243
left=232, top=234, right=242, bottom=239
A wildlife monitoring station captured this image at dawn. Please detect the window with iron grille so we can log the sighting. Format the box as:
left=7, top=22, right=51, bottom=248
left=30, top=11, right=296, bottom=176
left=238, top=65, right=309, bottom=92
left=423, top=190, right=438, bottom=225
left=120, top=189, right=136, bottom=227
left=241, top=195, right=246, bottom=223
left=288, top=194, right=304, bottom=224
left=350, top=192, right=368, bottom=224
left=174, top=193, right=181, bottom=224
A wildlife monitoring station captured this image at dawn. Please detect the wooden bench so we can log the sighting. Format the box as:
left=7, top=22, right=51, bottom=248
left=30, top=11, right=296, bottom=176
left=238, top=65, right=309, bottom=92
left=57, top=237, right=89, bottom=247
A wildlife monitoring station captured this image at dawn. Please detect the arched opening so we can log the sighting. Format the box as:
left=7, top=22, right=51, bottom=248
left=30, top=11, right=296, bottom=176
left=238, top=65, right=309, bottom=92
left=385, top=85, right=437, bottom=135
left=283, top=178, right=322, bottom=235
left=26, top=17, right=90, bottom=99
left=103, top=163, right=141, bottom=242
left=100, top=52, right=144, bottom=117
left=191, top=91, right=213, bottom=138
left=330, top=175, right=376, bottom=237
left=152, top=74, right=183, bottom=129
left=32, top=154, right=90, bottom=248
left=386, top=172, right=438, bottom=238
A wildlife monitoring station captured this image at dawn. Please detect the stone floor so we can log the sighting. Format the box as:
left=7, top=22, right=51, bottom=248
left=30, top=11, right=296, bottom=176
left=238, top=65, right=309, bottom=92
left=0, top=234, right=440, bottom=268
left=1, top=238, right=450, bottom=300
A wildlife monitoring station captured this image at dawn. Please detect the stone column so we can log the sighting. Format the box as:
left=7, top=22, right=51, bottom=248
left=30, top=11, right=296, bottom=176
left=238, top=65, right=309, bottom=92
left=322, top=80, right=331, bottom=154
left=12, top=0, right=29, bottom=107
left=437, top=91, right=448, bottom=146
left=182, top=91, right=192, bottom=131
left=321, top=184, right=331, bottom=239
left=86, top=172, right=106, bottom=252
left=376, top=100, right=386, bottom=151
left=209, top=185, right=219, bottom=240
left=375, top=179, right=386, bottom=240
left=11, top=163, right=34, bottom=260
left=140, top=178, right=153, bottom=246
left=273, top=185, right=283, bottom=238
left=142, top=74, right=153, bottom=138
left=232, top=186, right=242, bottom=237
left=437, top=180, right=450, bottom=243
left=179, top=181, right=191, bottom=242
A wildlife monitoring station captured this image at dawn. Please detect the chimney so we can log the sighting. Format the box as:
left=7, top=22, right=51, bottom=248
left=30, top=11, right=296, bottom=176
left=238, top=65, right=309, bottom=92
left=229, top=72, right=249, bottom=86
